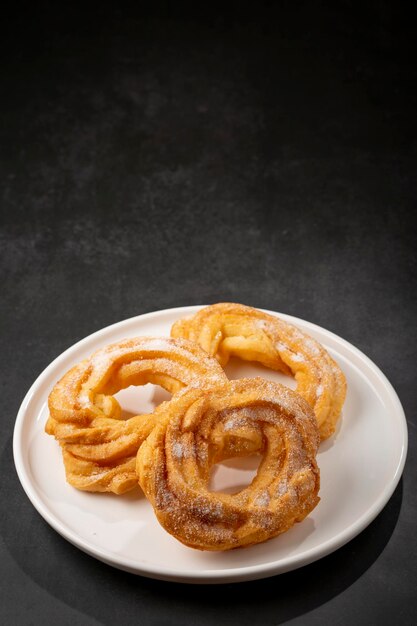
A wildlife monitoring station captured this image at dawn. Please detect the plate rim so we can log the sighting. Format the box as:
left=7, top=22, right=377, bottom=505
left=13, top=305, right=408, bottom=583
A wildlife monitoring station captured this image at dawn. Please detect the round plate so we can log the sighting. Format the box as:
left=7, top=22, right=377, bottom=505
left=13, top=306, right=407, bottom=583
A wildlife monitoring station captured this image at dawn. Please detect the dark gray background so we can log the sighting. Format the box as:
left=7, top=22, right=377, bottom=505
left=1, top=3, right=416, bottom=624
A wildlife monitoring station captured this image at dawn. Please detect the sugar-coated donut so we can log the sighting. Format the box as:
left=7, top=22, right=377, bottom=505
left=137, top=378, right=320, bottom=551
left=171, top=303, right=346, bottom=440
left=46, top=336, right=228, bottom=493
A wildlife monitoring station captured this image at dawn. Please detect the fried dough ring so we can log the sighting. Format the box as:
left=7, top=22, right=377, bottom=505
left=137, top=378, right=320, bottom=551
left=46, top=337, right=228, bottom=494
left=171, top=303, right=346, bottom=440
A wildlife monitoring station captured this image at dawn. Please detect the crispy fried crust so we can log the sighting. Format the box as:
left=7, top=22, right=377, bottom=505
left=171, top=303, right=346, bottom=440
left=46, top=337, right=228, bottom=494
left=137, top=378, right=320, bottom=551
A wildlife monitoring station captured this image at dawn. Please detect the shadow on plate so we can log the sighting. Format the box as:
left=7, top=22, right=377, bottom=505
left=3, top=435, right=403, bottom=626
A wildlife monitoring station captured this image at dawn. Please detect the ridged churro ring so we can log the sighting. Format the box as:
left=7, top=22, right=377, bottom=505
left=171, top=303, right=346, bottom=440
left=137, top=378, right=320, bottom=551
left=46, top=336, right=228, bottom=494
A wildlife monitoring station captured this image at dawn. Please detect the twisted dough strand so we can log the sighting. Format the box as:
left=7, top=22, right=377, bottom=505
left=137, top=378, right=320, bottom=551
left=172, top=303, right=346, bottom=440
left=46, top=336, right=228, bottom=494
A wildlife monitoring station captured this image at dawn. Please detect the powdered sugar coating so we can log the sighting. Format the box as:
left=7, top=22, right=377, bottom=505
left=47, top=336, right=228, bottom=494
left=137, top=378, right=320, bottom=551
left=276, top=478, right=288, bottom=496
left=254, top=490, right=271, bottom=508
left=291, top=353, right=305, bottom=363
left=171, top=302, right=347, bottom=441
left=303, top=338, right=321, bottom=357
left=254, top=319, right=274, bottom=333
left=172, top=442, right=185, bottom=459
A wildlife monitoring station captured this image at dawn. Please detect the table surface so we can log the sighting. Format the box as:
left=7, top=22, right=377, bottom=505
left=1, top=4, right=416, bottom=625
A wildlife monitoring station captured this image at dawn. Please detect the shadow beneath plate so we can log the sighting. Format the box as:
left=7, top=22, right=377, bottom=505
left=3, top=434, right=403, bottom=626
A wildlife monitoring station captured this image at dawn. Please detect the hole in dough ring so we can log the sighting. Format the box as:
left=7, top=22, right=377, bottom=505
left=46, top=337, right=228, bottom=494
left=171, top=303, right=347, bottom=440
left=136, top=378, right=320, bottom=551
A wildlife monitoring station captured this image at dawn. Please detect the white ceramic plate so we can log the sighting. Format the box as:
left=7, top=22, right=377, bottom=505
left=13, top=306, right=407, bottom=583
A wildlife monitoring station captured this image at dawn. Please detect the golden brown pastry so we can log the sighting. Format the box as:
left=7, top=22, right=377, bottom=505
left=137, top=378, right=320, bottom=551
left=46, top=336, right=228, bottom=494
left=171, top=303, right=346, bottom=440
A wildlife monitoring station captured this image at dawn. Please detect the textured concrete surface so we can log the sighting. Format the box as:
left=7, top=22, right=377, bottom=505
left=1, top=4, right=416, bottom=625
